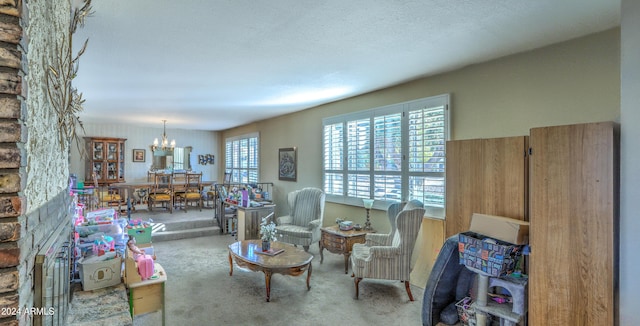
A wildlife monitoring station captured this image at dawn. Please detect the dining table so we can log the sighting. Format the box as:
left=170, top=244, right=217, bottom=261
left=111, top=180, right=216, bottom=218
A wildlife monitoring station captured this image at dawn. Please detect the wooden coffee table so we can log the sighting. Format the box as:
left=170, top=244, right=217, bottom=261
left=319, top=225, right=374, bottom=274
left=228, top=240, right=313, bottom=302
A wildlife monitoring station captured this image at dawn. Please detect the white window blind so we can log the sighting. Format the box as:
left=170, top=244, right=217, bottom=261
left=322, top=94, right=449, bottom=218
left=323, top=123, right=344, bottom=196
left=407, top=101, right=447, bottom=217
left=225, top=133, right=259, bottom=183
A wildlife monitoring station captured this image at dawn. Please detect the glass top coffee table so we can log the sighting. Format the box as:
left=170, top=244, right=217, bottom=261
left=228, top=240, right=313, bottom=302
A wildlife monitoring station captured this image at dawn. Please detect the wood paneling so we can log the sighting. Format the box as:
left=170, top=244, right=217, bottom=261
left=445, top=139, right=483, bottom=237
left=529, top=122, right=615, bottom=325
left=410, top=217, right=445, bottom=287
left=445, top=136, right=528, bottom=238
left=481, top=137, right=528, bottom=218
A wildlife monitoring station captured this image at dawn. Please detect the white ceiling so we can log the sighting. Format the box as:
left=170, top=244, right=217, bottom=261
left=72, top=0, right=620, bottom=131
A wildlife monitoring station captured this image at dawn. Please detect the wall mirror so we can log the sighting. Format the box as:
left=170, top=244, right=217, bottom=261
left=151, top=146, right=192, bottom=171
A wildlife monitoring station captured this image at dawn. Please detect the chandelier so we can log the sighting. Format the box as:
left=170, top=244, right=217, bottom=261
left=152, top=120, right=175, bottom=151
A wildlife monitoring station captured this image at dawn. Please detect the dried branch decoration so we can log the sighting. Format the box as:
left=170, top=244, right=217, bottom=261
left=45, top=0, right=93, bottom=153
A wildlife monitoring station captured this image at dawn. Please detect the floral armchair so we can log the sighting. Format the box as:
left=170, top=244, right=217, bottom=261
left=351, top=200, right=425, bottom=301
left=275, top=187, right=325, bottom=252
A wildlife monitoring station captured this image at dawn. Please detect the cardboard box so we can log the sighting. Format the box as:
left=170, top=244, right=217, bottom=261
left=78, top=255, right=122, bottom=291
left=469, top=213, right=529, bottom=245
left=458, top=231, right=523, bottom=277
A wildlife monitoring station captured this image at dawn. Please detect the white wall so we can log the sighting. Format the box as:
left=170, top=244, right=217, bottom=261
left=69, top=123, right=221, bottom=183
left=619, top=1, right=639, bottom=324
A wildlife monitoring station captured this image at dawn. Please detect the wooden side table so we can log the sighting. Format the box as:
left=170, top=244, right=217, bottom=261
left=319, top=225, right=374, bottom=274
left=128, top=263, right=167, bottom=325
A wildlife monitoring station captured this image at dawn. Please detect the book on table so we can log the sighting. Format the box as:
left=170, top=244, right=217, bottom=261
left=256, top=248, right=284, bottom=256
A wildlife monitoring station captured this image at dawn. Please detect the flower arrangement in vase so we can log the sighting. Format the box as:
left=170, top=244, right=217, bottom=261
left=260, top=216, right=277, bottom=251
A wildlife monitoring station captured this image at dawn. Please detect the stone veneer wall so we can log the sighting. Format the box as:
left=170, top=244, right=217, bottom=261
left=0, top=1, right=73, bottom=325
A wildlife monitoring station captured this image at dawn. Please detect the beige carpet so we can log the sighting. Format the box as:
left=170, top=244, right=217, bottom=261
left=133, top=234, right=425, bottom=326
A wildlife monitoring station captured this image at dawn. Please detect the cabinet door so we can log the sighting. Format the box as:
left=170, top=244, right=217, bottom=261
left=481, top=136, right=528, bottom=219
left=445, top=139, right=483, bottom=237
left=529, top=122, right=615, bottom=325
left=92, top=162, right=104, bottom=181
left=119, top=141, right=125, bottom=181
left=106, top=141, right=118, bottom=160
left=92, top=141, right=104, bottom=161
left=445, top=136, right=528, bottom=237
left=106, top=162, right=118, bottom=181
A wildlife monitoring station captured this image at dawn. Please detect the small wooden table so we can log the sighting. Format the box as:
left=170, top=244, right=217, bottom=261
left=319, top=225, right=374, bottom=274
left=128, top=263, right=167, bottom=325
left=228, top=240, right=313, bottom=302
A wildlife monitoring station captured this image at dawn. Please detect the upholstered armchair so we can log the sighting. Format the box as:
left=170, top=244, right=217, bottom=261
left=363, top=202, right=402, bottom=247
left=351, top=201, right=425, bottom=301
left=364, top=200, right=422, bottom=247
left=275, top=187, right=325, bottom=252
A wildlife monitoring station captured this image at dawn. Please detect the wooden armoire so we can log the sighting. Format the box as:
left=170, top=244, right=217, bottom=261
left=445, top=122, right=617, bottom=325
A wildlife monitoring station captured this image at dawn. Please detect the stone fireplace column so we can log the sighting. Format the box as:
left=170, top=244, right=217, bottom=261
left=0, top=1, right=76, bottom=325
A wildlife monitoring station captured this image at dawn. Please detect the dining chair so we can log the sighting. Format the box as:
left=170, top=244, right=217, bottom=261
left=92, top=172, right=123, bottom=211
left=148, top=173, right=173, bottom=213
left=171, top=171, right=187, bottom=211
left=176, top=172, right=203, bottom=212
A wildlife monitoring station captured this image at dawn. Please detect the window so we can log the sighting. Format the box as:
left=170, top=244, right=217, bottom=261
left=322, top=94, right=449, bottom=218
left=225, top=133, right=259, bottom=183
left=173, top=147, right=184, bottom=170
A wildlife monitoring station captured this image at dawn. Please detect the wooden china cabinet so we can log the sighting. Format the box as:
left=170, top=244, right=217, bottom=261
left=84, top=137, right=127, bottom=185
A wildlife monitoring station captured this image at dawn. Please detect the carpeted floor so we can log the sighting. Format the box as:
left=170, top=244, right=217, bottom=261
left=133, top=234, right=425, bottom=326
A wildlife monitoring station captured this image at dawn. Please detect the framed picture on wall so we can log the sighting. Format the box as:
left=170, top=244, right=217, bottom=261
left=133, top=149, right=145, bottom=162
left=278, top=147, right=297, bottom=181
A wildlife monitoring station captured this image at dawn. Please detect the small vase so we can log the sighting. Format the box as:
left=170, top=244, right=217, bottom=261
left=262, top=240, right=271, bottom=252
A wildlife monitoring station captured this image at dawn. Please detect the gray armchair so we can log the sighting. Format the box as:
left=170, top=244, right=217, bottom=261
left=275, top=187, right=325, bottom=252
left=351, top=200, right=425, bottom=301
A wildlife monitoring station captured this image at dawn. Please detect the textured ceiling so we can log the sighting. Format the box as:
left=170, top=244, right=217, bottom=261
left=72, top=0, right=620, bottom=131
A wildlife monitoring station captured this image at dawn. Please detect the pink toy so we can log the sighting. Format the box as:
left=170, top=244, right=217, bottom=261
left=136, top=254, right=154, bottom=280
left=127, top=235, right=154, bottom=280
